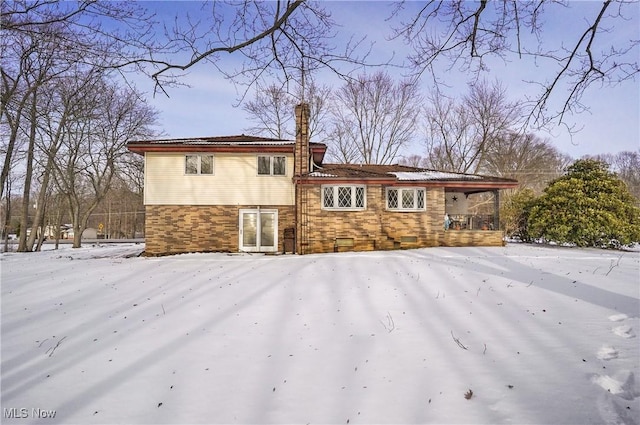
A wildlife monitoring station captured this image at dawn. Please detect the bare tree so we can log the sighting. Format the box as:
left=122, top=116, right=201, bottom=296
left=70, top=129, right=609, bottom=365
left=1, top=1, right=159, bottom=69
left=19, top=69, right=102, bottom=252
left=1, top=172, right=17, bottom=252
left=0, top=26, right=66, bottom=202
left=483, top=132, right=571, bottom=193
left=243, top=84, right=295, bottom=139
left=330, top=71, right=422, bottom=164
left=327, top=123, right=363, bottom=165
left=242, top=79, right=332, bottom=143
left=424, top=79, right=522, bottom=173
left=589, top=150, right=640, bottom=202
left=398, top=154, right=429, bottom=168
left=118, top=153, right=145, bottom=198
left=0, top=1, right=375, bottom=104
left=49, top=74, right=158, bottom=248
left=142, top=1, right=369, bottom=96
left=96, top=152, right=147, bottom=239
left=613, top=151, right=640, bottom=202
left=423, top=95, right=474, bottom=172
left=2, top=1, right=161, bottom=250
left=389, top=1, right=639, bottom=130
left=89, top=173, right=146, bottom=240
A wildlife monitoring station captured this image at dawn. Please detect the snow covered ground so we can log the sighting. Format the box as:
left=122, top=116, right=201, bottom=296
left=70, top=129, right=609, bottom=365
left=1, top=243, right=639, bottom=425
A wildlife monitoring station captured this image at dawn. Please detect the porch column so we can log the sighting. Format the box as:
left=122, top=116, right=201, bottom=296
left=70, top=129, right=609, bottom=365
left=493, top=190, right=500, bottom=230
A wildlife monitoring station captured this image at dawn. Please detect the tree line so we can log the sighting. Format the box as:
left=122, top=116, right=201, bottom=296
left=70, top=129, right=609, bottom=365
left=2, top=1, right=638, bottom=251
left=1, top=1, right=158, bottom=251
left=242, top=74, right=640, bottom=200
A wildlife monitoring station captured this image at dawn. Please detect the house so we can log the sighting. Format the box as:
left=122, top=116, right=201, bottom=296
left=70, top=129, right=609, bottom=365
left=127, top=104, right=517, bottom=256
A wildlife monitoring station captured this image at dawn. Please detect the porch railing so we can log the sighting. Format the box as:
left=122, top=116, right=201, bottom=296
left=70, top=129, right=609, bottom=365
left=447, top=214, right=497, bottom=231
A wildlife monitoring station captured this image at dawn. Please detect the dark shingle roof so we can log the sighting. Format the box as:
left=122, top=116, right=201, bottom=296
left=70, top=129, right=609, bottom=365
left=127, top=135, right=326, bottom=154
left=128, top=135, right=292, bottom=146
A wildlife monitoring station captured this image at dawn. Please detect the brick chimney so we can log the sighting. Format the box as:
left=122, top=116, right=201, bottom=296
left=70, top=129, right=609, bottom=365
left=294, top=103, right=310, bottom=176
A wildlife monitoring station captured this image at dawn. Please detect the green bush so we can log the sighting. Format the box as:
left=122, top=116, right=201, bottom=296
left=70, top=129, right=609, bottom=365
left=528, top=159, right=640, bottom=248
left=501, top=188, right=536, bottom=242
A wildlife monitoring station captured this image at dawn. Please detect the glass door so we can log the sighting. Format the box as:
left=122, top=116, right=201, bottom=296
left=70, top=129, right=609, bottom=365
left=241, top=211, right=257, bottom=249
left=239, top=209, right=278, bottom=252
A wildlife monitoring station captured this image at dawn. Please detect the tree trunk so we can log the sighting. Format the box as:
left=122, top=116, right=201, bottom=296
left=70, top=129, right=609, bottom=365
left=53, top=197, right=63, bottom=250
left=72, top=229, right=82, bottom=248
left=26, top=142, right=58, bottom=251
left=1, top=123, right=20, bottom=201
left=0, top=85, right=29, bottom=200
left=69, top=196, right=100, bottom=249
left=2, top=181, right=11, bottom=253
left=17, top=91, right=38, bottom=252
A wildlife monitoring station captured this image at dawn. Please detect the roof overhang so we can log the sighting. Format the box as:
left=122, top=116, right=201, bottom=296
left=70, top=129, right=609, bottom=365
left=295, top=177, right=518, bottom=192
left=127, top=144, right=295, bottom=155
left=126, top=139, right=327, bottom=159
left=295, top=165, right=518, bottom=192
left=443, top=181, right=519, bottom=194
left=295, top=177, right=396, bottom=185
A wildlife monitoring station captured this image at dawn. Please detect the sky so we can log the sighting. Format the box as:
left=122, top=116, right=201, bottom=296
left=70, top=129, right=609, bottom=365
left=133, top=1, right=640, bottom=161
left=2, top=243, right=639, bottom=424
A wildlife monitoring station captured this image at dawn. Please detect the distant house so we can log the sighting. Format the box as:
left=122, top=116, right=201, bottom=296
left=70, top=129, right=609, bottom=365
left=82, top=227, right=98, bottom=240
left=127, top=104, right=517, bottom=256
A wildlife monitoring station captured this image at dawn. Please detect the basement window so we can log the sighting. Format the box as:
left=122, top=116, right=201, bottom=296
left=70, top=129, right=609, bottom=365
left=335, top=238, right=355, bottom=247
left=400, top=236, right=418, bottom=243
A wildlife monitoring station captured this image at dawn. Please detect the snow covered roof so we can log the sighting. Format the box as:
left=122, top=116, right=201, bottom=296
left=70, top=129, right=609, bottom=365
left=127, top=135, right=326, bottom=154
left=303, top=163, right=513, bottom=181
left=391, top=171, right=483, bottom=181
left=307, top=171, right=339, bottom=178
left=298, top=164, right=517, bottom=192
left=130, top=135, right=293, bottom=146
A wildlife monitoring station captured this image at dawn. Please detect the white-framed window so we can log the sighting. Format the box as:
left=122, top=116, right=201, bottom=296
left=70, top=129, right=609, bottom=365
left=322, top=185, right=366, bottom=210
left=257, top=155, right=286, bottom=176
left=387, top=187, right=425, bottom=211
left=185, top=154, right=214, bottom=175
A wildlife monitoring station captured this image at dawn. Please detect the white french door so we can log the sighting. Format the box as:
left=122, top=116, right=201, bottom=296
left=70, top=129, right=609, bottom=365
left=239, top=209, right=278, bottom=253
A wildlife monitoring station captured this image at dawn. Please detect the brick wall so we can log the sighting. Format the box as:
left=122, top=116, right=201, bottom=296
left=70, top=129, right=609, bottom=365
left=145, top=188, right=504, bottom=256
left=145, top=205, right=294, bottom=256
left=297, top=184, right=446, bottom=254
left=440, top=230, right=505, bottom=247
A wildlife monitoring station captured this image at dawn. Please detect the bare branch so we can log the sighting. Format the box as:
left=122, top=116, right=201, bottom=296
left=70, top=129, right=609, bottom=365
left=530, top=0, right=612, bottom=126
left=150, top=1, right=304, bottom=83
left=451, top=331, right=468, bottom=350
left=389, top=0, right=639, bottom=131
left=330, top=71, right=422, bottom=164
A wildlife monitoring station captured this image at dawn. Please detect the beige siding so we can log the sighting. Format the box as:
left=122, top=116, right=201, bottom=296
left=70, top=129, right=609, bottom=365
left=144, top=153, right=294, bottom=205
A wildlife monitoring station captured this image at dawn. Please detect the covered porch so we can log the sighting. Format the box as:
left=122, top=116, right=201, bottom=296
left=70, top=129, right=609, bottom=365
left=440, top=186, right=512, bottom=247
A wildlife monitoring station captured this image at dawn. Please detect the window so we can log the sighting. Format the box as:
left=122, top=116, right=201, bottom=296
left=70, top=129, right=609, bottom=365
left=322, top=186, right=366, bottom=209
left=387, top=188, right=425, bottom=211
left=257, top=155, right=286, bottom=176
left=185, top=154, right=214, bottom=175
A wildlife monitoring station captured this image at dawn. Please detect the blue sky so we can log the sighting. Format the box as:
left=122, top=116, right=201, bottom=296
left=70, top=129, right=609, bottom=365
left=134, top=1, right=639, bottom=160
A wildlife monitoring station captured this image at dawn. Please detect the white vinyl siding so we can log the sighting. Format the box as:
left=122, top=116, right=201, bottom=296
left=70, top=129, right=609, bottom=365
left=144, top=153, right=294, bottom=205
